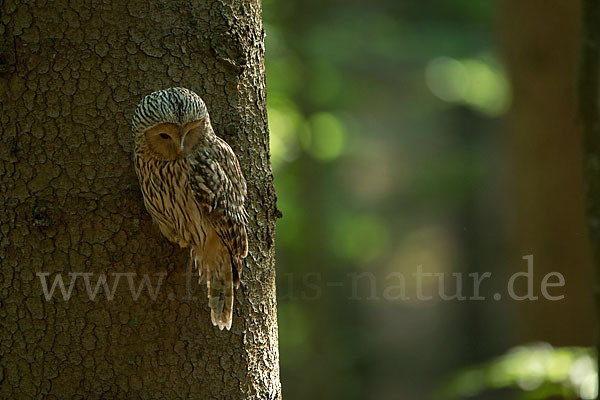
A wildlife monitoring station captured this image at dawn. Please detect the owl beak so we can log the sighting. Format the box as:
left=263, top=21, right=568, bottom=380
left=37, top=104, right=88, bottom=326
left=180, top=135, right=187, bottom=152
left=179, top=130, right=186, bottom=156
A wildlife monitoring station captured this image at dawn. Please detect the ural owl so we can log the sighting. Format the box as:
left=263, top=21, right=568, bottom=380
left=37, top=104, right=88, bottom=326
left=131, top=87, right=248, bottom=330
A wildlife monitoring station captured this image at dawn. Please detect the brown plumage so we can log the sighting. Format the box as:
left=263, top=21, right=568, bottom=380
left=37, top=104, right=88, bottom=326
left=131, top=87, right=248, bottom=330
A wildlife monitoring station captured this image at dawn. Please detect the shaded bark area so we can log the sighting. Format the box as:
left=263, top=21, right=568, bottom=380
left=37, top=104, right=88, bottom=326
left=502, top=0, right=595, bottom=345
left=0, top=0, right=281, bottom=398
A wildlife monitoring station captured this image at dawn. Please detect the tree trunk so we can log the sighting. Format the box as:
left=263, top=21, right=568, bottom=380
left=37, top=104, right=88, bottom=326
left=578, top=0, right=600, bottom=398
left=0, top=1, right=281, bottom=398
left=502, top=0, right=595, bottom=346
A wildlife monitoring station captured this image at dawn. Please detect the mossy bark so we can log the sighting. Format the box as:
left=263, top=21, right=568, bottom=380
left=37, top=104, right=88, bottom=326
left=0, top=0, right=281, bottom=398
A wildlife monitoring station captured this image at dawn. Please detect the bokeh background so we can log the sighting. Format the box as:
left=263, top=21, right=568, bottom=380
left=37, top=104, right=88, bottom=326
left=263, top=0, right=596, bottom=399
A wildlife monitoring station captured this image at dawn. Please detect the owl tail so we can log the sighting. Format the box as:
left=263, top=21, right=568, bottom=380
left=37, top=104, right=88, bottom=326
left=206, top=267, right=234, bottom=331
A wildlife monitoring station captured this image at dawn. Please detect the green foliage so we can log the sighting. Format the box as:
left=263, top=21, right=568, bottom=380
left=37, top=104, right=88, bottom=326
left=263, top=0, right=515, bottom=398
left=436, top=344, right=597, bottom=400
left=425, top=55, right=510, bottom=116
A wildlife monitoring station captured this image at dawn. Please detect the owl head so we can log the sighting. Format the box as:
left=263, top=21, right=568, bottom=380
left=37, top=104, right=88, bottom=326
left=132, top=87, right=213, bottom=161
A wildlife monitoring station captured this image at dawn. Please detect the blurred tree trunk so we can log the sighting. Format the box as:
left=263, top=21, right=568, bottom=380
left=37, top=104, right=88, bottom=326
left=502, top=0, right=595, bottom=345
left=0, top=1, right=281, bottom=399
left=579, top=0, right=600, bottom=397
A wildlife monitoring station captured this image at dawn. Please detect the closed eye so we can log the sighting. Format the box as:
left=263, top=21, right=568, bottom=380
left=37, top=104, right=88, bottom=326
left=159, top=133, right=170, bottom=139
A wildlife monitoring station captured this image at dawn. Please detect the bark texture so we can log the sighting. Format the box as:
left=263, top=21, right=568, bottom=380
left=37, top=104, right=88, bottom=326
left=0, top=0, right=281, bottom=398
left=502, top=0, right=595, bottom=345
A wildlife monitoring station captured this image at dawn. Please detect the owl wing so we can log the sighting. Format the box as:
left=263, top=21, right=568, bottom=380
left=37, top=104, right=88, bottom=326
left=188, top=137, right=249, bottom=262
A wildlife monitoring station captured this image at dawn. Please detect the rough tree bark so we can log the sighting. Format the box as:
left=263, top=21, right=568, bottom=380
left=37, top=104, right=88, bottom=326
left=0, top=0, right=281, bottom=398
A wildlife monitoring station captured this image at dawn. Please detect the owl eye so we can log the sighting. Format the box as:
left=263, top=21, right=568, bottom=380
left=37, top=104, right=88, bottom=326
left=159, top=133, right=170, bottom=140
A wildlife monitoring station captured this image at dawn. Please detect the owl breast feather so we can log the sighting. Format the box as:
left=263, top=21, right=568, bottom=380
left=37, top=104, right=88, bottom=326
left=135, top=156, right=209, bottom=248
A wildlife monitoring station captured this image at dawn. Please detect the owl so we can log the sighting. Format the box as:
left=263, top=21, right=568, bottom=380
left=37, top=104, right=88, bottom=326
left=131, top=87, right=248, bottom=330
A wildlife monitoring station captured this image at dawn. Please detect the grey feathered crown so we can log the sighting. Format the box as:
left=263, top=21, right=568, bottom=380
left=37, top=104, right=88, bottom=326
left=131, top=87, right=208, bottom=134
